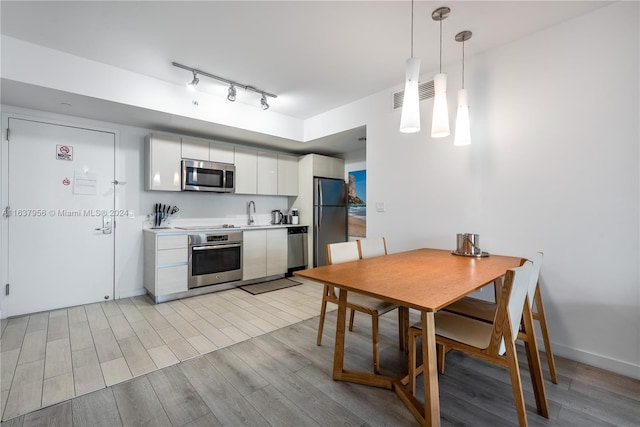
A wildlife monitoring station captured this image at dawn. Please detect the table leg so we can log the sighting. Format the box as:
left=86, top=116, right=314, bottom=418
left=333, top=288, right=348, bottom=380
left=421, top=311, right=440, bottom=427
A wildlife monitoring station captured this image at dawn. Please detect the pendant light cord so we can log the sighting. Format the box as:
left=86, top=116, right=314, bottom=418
left=410, top=0, right=414, bottom=58
left=462, top=39, right=465, bottom=88
left=439, top=18, right=442, bottom=73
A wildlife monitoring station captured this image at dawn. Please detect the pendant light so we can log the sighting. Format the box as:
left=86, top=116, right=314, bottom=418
left=431, top=7, right=451, bottom=138
left=400, top=0, right=420, bottom=133
left=454, top=31, right=472, bottom=146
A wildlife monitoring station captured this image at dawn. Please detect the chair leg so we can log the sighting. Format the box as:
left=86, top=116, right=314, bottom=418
left=316, top=290, right=329, bottom=346
left=534, top=286, right=558, bottom=384
left=505, top=338, right=528, bottom=427
left=371, top=313, right=380, bottom=374
left=348, top=308, right=356, bottom=331
left=493, top=276, right=504, bottom=302
left=437, top=344, right=446, bottom=374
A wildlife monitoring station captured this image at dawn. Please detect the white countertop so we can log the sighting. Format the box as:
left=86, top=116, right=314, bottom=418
left=143, top=223, right=306, bottom=234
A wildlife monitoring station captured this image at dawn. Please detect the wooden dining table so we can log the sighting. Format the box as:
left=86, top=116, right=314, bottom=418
left=295, top=248, right=542, bottom=426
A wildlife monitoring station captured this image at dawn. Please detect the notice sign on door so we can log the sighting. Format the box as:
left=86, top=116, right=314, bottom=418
left=73, top=170, right=97, bottom=195
left=56, top=144, right=73, bottom=161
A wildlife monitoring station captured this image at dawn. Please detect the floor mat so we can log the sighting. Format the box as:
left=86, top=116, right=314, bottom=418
left=239, top=278, right=302, bottom=295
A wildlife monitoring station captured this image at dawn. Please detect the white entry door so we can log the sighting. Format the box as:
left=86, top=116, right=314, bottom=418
left=6, top=118, right=115, bottom=316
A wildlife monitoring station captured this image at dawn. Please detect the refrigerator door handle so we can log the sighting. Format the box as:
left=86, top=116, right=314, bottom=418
left=318, top=180, right=323, bottom=206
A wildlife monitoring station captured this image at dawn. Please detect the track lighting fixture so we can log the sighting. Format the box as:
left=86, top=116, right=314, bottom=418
left=431, top=6, right=451, bottom=138
left=173, top=62, right=276, bottom=110
left=227, top=84, right=237, bottom=102
left=187, top=71, right=199, bottom=92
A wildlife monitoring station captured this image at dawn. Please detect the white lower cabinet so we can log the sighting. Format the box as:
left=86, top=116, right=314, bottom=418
left=266, top=229, right=287, bottom=276
left=242, top=230, right=267, bottom=281
left=242, top=228, right=287, bottom=280
left=144, top=232, right=188, bottom=298
left=144, top=228, right=287, bottom=301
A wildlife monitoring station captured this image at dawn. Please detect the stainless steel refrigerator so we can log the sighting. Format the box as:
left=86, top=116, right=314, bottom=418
left=313, top=177, right=348, bottom=267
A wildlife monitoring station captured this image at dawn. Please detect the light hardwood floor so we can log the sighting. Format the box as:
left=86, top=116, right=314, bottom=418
left=0, top=279, right=323, bottom=421
left=2, top=282, right=639, bottom=426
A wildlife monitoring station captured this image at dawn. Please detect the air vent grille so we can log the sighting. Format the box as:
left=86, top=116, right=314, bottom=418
left=393, top=80, right=435, bottom=110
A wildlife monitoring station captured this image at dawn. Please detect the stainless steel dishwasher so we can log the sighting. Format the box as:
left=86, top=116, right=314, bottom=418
left=287, top=226, right=308, bottom=276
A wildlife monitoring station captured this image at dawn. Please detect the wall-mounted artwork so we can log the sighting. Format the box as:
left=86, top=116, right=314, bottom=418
left=348, top=169, right=366, bottom=238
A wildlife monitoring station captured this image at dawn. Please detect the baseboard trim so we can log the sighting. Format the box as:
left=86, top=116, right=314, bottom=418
left=550, top=341, right=639, bottom=380
left=117, top=287, right=147, bottom=299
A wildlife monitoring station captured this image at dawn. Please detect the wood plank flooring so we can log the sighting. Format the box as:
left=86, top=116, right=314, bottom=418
left=2, top=281, right=639, bottom=426
left=0, top=280, right=322, bottom=421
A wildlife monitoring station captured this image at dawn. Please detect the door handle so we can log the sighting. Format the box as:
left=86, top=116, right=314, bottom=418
left=95, top=216, right=112, bottom=234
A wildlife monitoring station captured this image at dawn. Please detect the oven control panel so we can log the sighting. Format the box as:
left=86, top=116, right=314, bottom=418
left=207, top=235, right=229, bottom=242
left=188, top=230, right=243, bottom=246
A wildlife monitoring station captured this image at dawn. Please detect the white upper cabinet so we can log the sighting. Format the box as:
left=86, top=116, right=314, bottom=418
left=145, top=132, right=300, bottom=194
left=257, top=151, right=278, bottom=195
left=234, top=146, right=258, bottom=194
left=145, top=133, right=182, bottom=191
left=312, top=154, right=345, bottom=180
left=181, top=137, right=209, bottom=160
left=209, top=141, right=234, bottom=164
left=277, top=153, right=299, bottom=196
left=182, top=137, right=234, bottom=164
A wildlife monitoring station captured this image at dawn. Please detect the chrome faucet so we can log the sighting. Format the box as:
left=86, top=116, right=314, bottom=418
left=248, top=200, right=256, bottom=225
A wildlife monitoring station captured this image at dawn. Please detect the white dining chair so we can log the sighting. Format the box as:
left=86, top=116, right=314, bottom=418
left=355, top=237, right=410, bottom=350
left=357, top=237, right=387, bottom=259
left=441, top=252, right=557, bottom=383
left=408, top=261, right=545, bottom=427
left=316, top=241, right=399, bottom=373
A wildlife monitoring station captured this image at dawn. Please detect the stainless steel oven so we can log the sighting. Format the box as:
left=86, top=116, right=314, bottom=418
left=188, top=230, right=242, bottom=288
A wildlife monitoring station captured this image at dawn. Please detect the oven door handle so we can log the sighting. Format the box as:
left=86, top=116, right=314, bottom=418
left=192, top=244, right=242, bottom=251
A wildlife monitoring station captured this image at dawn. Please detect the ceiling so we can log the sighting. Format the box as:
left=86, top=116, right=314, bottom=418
left=0, top=1, right=610, bottom=155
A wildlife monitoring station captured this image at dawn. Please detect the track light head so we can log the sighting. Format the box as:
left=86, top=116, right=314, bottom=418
left=187, top=71, right=199, bottom=91
left=227, top=84, right=237, bottom=102
left=260, top=94, right=269, bottom=110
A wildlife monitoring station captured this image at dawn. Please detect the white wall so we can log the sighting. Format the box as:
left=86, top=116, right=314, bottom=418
left=306, top=1, right=640, bottom=378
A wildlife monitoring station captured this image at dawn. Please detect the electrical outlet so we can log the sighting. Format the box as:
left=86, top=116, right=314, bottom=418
left=376, top=202, right=385, bottom=212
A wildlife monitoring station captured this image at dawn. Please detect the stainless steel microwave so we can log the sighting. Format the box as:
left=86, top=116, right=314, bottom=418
left=181, top=159, right=235, bottom=193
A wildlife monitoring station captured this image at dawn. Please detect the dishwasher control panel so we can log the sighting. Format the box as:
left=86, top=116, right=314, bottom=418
left=287, top=226, right=308, bottom=234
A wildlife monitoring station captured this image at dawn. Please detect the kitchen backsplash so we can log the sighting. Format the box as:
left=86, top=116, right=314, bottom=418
left=141, top=192, right=291, bottom=229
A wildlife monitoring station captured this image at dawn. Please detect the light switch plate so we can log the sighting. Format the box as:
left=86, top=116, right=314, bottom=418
left=376, top=202, right=385, bottom=212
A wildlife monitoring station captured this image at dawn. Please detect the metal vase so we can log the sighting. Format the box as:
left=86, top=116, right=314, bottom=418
left=456, top=233, right=481, bottom=255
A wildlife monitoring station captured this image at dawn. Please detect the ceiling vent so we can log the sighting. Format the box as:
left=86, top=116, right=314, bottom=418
left=392, top=80, right=435, bottom=110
